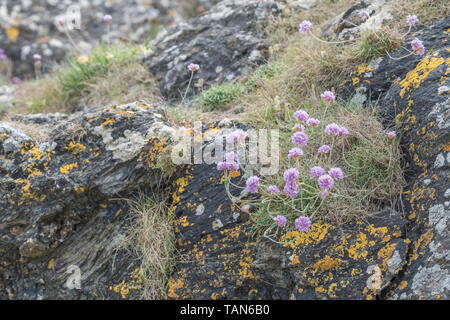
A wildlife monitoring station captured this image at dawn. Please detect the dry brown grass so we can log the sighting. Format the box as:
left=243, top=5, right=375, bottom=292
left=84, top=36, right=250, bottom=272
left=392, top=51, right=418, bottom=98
left=120, top=190, right=176, bottom=300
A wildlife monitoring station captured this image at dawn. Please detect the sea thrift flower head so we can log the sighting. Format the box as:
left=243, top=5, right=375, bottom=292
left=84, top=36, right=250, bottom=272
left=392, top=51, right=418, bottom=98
left=292, top=124, right=305, bottom=132
left=328, top=167, right=344, bottom=180
left=321, top=191, right=328, bottom=199
left=0, top=53, right=6, bottom=60
left=227, top=129, right=247, bottom=143
left=310, top=166, right=325, bottom=179
left=299, top=20, right=313, bottom=33
left=338, top=126, right=349, bottom=136
left=318, top=174, right=335, bottom=190
left=284, top=168, right=299, bottom=183
left=246, top=176, right=260, bottom=194
left=321, top=90, right=336, bottom=101
left=288, top=147, right=304, bottom=159
left=104, top=14, right=112, bottom=23
left=217, top=151, right=239, bottom=171
left=295, top=216, right=312, bottom=232
left=284, top=181, right=298, bottom=197
left=56, top=17, right=65, bottom=26
left=292, top=131, right=308, bottom=146
left=224, top=151, right=238, bottom=163
left=12, top=77, right=22, bottom=84
left=318, top=145, right=331, bottom=154
left=293, top=109, right=308, bottom=122
left=0, top=48, right=4, bottom=54
left=406, top=15, right=419, bottom=26
left=387, top=131, right=396, bottom=139
left=307, top=118, right=320, bottom=127
left=188, top=63, right=200, bottom=72
left=273, top=215, right=287, bottom=228
left=411, top=38, right=425, bottom=56
left=325, top=123, right=341, bottom=136
left=359, top=10, right=370, bottom=21
left=267, top=185, right=280, bottom=195
left=33, top=54, right=42, bottom=62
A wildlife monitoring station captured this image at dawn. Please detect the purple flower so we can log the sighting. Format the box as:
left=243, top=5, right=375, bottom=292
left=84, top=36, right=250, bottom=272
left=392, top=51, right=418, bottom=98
left=310, top=166, right=325, bottom=179
left=288, top=147, right=303, bottom=159
left=12, top=77, right=22, bottom=84
left=406, top=15, right=419, bottom=26
left=325, top=123, right=341, bottom=136
left=328, top=167, right=344, bottom=180
left=359, top=10, right=370, bottom=21
left=292, top=124, right=305, bottom=132
left=188, top=63, right=200, bottom=72
left=246, top=176, right=260, bottom=194
left=104, top=14, right=112, bottom=23
left=56, top=17, right=65, bottom=26
left=321, top=91, right=336, bottom=101
left=267, top=185, right=280, bottom=195
left=284, top=181, right=298, bottom=197
left=299, top=20, right=313, bottom=33
left=295, top=216, right=311, bottom=232
left=33, top=54, right=42, bottom=62
left=284, top=168, right=299, bottom=183
left=318, top=174, right=335, bottom=190
left=306, top=118, right=320, bottom=126
left=227, top=129, right=247, bottom=143
left=273, top=215, right=287, bottom=228
left=387, top=131, right=396, bottom=139
left=411, top=38, right=425, bottom=56
left=292, top=131, right=308, bottom=146
left=217, top=151, right=239, bottom=171
left=0, top=53, right=6, bottom=60
left=338, top=126, right=349, bottom=136
left=318, top=145, right=331, bottom=154
left=321, top=191, right=328, bottom=199
left=293, top=109, right=309, bottom=122
left=0, top=48, right=4, bottom=54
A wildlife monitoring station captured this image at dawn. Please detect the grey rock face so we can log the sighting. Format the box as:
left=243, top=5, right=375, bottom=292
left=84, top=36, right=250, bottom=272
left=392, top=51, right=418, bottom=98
left=322, top=0, right=394, bottom=41
left=0, top=102, right=177, bottom=299
left=342, top=17, right=450, bottom=300
left=146, top=0, right=316, bottom=102
left=0, top=0, right=191, bottom=79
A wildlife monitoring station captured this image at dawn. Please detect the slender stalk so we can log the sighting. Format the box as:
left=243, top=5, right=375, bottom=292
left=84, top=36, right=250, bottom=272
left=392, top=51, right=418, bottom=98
left=181, top=70, right=194, bottom=104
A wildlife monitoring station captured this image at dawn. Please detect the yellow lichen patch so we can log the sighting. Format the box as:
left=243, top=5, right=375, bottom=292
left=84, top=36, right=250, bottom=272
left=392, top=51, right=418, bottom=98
left=399, top=56, right=446, bottom=98
left=59, top=162, right=78, bottom=174
left=6, top=26, right=19, bottom=42
left=47, top=259, right=55, bottom=269
left=409, top=228, right=434, bottom=264
left=65, top=141, right=87, bottom=155
left=102, top=118, right=115, bottom=126
left=347, top=232, right=370, bottom=260
left=311, top=255, right=341, bottom=275
left=281, top=222, right=330, bottom=249
left=398, top=280, right=408, bottom=290
left=377, top=243, right=396, bottom=271
left=110, top=267, right=143, bottom=299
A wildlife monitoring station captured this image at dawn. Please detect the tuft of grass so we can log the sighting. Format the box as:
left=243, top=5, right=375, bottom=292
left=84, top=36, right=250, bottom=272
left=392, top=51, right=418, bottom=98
left=8, top=42, right=160, bottom=115
left=353, top=28, right=402, bottom=62
left=120, top=191, right=176, bottom=300
left=198, top=82, right=246, bottom=111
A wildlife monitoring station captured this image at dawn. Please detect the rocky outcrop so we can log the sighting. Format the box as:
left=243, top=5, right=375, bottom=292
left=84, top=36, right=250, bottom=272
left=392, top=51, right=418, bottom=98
left=0, top=0, right=192, bottom=79
left=342, top=17, right=450, bottom=299
left=0, top=102, right=177, bottom=299
left=322, top=0, right=395, bottom=40
left=146, top=0, right=321, bottom=102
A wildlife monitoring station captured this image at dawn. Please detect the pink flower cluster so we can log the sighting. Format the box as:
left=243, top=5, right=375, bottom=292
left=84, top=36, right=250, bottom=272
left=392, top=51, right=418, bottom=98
left=246, top=176, right=260, bottom=194
left=188, top=63, right=200, bottom=72
left=217, top=151, right=239, bottom=171
left=227, top=129, right=248, bottom=143
left=411, top=38, right=425, bottom=56
left=325, top=123, right=349, bottom=136
left=299, top=20, right=313, bottom=33
left=0, top=48, right=6, bottom=60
